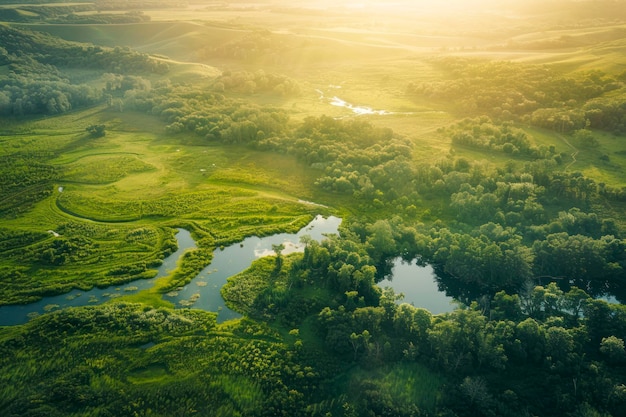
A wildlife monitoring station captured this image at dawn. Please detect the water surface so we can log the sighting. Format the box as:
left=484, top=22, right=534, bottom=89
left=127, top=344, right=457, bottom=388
left=0, top=229, right=196, bottom=326
left=167, top=215, right=342, bottom=322
left=378, top=258, right=456, bottom=315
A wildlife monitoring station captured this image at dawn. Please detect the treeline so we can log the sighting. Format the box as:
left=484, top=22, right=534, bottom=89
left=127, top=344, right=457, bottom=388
left=49, top=11, right=151, bottom=25
left=198, top=30, right=295, bottom=65
left=126, top=83, right=290, bottom=142
left=0, top=4, right=150, bottom=23
left=216, top=70, right=302, bottom=96
left=407, top=58, right=626, bottom=134
left=0, top=25, right=168, bottom=116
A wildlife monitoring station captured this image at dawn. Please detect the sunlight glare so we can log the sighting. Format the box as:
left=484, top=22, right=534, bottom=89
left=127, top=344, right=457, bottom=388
left=334, top=0, right=498, bottom=15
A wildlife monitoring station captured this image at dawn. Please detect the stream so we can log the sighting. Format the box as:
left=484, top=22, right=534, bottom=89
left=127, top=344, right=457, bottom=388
left=0, top=214, right=460, bottom=326
left=316, top=86, right=415, bottom=116
left=165, top=215, right=343, bottom=323
left=0, top=216, right=341, bottom=326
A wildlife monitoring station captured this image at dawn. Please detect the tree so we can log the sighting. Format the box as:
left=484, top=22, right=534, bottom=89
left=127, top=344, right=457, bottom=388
left=600, top=336, right=626, bottom=364
left=459, top=376, right=494, bottom=414
left=545, top=326, right=574, bottom=366
left=272, top=243, right=285, bottom=274
left=86, top=124, right=106, bottom=138
left=366, top=220, right=397, bottom=262
left=516, top=318, right=546, bottom=363
left=349, top=332, right=364, bottom=360
left=573, top=129, right=599, bottom=148
left=491, top=291, right=522, bottom=321
left=563, top=287, right=591, bottom=322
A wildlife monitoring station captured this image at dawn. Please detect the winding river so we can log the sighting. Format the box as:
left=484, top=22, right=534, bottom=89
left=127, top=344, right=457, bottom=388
left=165, top=215, right=343, bottom=323
left=0, top=216, right=341, bottom=326
left=0, top=214, right=458, bottom=325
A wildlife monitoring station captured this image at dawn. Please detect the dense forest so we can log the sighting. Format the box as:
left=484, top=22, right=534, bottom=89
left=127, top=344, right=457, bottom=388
left=1, top=1, right=626, bottom=416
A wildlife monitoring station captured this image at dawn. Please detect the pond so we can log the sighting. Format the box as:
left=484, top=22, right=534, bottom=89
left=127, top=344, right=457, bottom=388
left=166, top=215, right=343, bottom=322
left=378, top=258, right=457, bottom=315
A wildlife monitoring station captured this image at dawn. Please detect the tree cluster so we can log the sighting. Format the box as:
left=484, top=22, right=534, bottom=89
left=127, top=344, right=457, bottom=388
left=198, top=29, right=295, bottom=66
left=408, top=58, right=626, bottom=134
left=445, top=116, right=558, bottom=159
left=216, top=69, right=302, bottom=96
left=0, top=25, right=168, bottom=116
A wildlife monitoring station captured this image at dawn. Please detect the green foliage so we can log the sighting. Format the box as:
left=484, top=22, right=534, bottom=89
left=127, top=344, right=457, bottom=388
left=85, top=123, right=105, bottom=138
left=0, top=155, right=58, bottom=217
left=446, top=116, right=550, bottom=158
left=409, top=57, right=626, bottom=134
left=216, top=69, right=302, bottom=96
left=0, top=24, right=168, bottom=117
left=0, top=223, right=174, bottom=305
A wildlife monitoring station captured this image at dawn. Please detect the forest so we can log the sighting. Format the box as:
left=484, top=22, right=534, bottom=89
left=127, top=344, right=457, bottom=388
left=1, top=0, right=626, bottom=416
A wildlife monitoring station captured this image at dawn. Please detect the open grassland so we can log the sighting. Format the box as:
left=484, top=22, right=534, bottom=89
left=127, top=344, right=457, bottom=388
left=0, top=106, right=331, bottom=305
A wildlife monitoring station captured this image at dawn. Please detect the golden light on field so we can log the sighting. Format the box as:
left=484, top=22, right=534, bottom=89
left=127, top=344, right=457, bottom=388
left=308, top=0, right=503, bottom=13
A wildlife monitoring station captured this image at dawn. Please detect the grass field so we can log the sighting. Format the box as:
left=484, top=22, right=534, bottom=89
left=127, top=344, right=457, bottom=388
left=0, top=103, right=331, bottom=305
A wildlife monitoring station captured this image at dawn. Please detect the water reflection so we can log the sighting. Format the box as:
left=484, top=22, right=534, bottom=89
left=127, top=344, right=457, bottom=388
left=166, top=215, right=342, bottom=322
left=377, top=258, right=456, bottom=315
left=432, top=264, right=624, bottom=308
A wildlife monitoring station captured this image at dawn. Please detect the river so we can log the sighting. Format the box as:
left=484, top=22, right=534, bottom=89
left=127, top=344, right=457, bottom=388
left=0, top=229, right=197, bottom=326
left=0, top=216, right=342, bottom=326
left=165, top=215, right=343, bottom=322
left=0, top=214, right=461, bottom=326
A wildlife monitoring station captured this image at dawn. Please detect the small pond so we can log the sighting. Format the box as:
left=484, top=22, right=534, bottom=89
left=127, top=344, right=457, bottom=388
left=378, top=258, right=456, bottom=315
